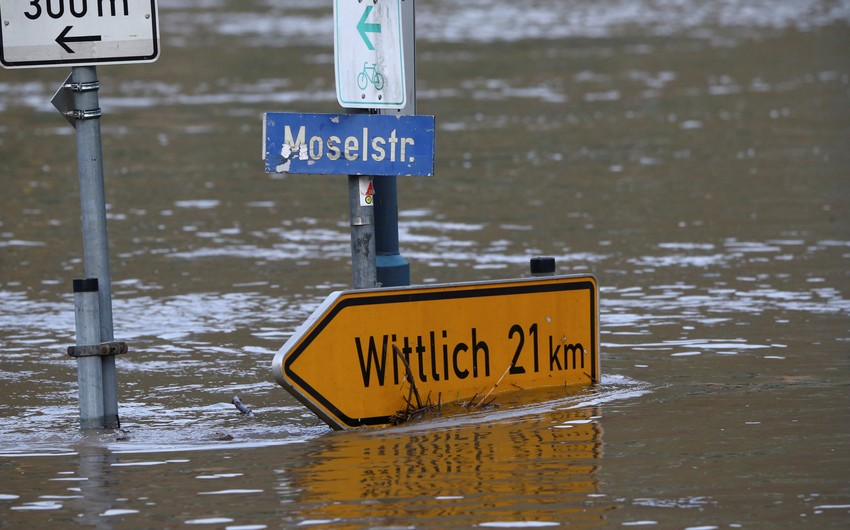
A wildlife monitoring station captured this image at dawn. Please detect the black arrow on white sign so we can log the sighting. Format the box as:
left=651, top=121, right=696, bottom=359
left=56, top=26, right=102, bottom=54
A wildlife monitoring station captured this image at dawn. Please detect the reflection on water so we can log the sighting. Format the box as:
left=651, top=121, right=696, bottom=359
left=1, top=0, right=849, bottom=527
left=287, top=405, right=605, bottom=528
left=0, top=391, right=630, bottom=528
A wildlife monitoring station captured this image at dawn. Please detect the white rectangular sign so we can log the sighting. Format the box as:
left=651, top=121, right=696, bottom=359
left=334, top=0, right=405, bottom=109
left=0, top=0, right=159, bottom=69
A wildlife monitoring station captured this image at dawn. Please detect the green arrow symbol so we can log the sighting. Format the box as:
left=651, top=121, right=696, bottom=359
left=357, top=5, right=381, bottom=51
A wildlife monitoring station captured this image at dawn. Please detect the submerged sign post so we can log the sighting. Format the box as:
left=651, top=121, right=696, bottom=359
left=273, top=275, right=600, bottom=430
left=0, top=0, right=159, bottom=68
left=0, top=2, right=160, bottom=429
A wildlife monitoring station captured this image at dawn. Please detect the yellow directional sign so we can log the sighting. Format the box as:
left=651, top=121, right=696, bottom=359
left=272, top=275, right=599, bottom=430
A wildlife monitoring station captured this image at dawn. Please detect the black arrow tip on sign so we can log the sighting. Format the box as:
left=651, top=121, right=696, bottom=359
left=56, top=25, right=102, bottom=54
left=56, top=26, right=75, bottom=54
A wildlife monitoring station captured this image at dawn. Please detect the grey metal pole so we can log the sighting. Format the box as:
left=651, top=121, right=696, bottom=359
left=348, top=175, right=378, bottom=289
left=73, top=278, right=105, bottom=429
left=374, top=0, right=415, bottom=287
left=71, top=66, right=119, bottom=428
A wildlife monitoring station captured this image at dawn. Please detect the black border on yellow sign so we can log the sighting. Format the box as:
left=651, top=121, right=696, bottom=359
left=283, top=276, right=598, bottom=429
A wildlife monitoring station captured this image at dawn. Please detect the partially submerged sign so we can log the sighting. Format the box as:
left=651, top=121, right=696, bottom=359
left=263, top=112, right=435, bottom=177
left=273, top=275, right=599, bottom=430
left=0, top=0, right=159, bottom=68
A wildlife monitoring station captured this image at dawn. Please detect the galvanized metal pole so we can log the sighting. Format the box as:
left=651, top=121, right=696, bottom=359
left=374, top=0, right=415, bottom=287
left=73, top=278, right=105, bottom=429
left=71, top=66, right=119, bottom=428
left=348, top=175, right=377, bottom=289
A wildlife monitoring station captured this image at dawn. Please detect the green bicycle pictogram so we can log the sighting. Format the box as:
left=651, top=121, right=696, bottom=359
left=357, top=62, right=385, bottom=91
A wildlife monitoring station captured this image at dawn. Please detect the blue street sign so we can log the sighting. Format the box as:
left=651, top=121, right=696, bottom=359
left=263, top=113, right=434, bottom=177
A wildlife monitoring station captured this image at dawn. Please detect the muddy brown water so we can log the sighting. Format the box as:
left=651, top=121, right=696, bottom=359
left=1, top=1, right=849, bottom=528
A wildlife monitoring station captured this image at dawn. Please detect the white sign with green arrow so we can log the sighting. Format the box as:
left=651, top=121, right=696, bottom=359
left=334, top=0, right=406, bottom=109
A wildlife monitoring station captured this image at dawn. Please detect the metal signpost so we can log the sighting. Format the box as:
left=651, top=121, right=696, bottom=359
left=333, top=0, right=418, bottom=288
left=266, top=4, right=600, bottom=432
left=272, top=275, right=600, bottom=430
left=264, top=1, right=425, bottom=290
left=1, top=0, right=160, bottom=429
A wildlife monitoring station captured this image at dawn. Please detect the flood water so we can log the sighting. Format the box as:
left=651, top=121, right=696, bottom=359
left=1, top=0, right=849, bottom=528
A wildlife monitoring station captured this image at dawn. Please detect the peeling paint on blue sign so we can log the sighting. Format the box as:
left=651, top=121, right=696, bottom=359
left=263, top=113, right=435, bottom=177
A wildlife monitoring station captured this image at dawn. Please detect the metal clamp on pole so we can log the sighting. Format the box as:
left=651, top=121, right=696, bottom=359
left=68, top=341, right=129, bottom=358
left=64, top=80, right=100, bottom=93
left=67, top=108, right=103, bottom=121
left=51, top=74, right=103, bottom=128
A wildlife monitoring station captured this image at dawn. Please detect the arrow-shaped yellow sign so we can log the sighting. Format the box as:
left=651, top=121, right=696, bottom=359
left=273, top=275, right=599, bottom=430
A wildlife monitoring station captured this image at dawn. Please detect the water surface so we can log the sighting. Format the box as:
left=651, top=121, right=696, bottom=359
left=1, top=0, right=849, bottom=527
